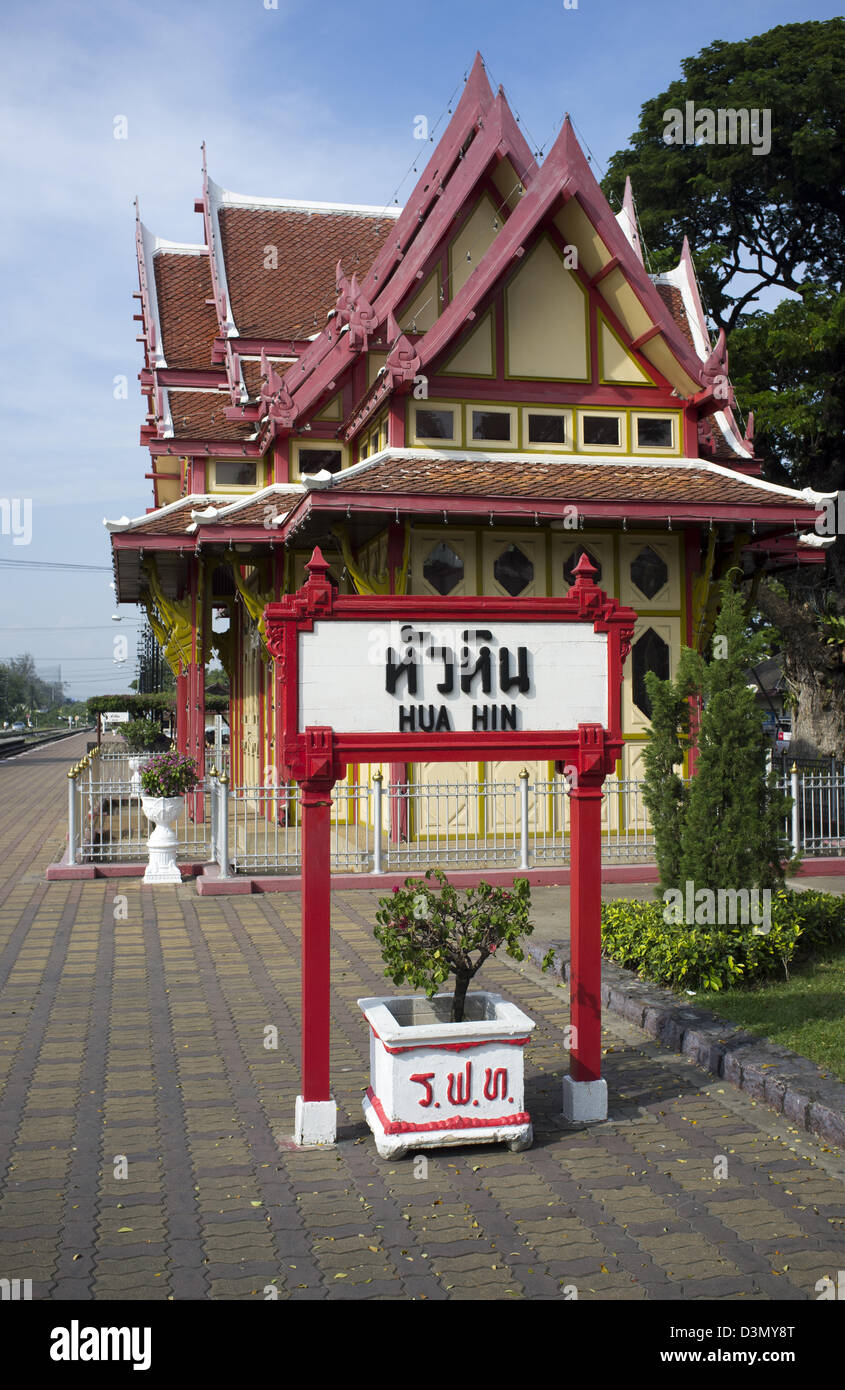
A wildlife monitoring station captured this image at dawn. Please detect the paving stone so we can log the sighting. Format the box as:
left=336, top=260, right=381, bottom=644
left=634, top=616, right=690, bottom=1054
left=3, top=738, right=845, bottom=1304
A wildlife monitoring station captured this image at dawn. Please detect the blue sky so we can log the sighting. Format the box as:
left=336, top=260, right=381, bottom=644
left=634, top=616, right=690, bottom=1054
left=0, top=0, right=838, bottom=698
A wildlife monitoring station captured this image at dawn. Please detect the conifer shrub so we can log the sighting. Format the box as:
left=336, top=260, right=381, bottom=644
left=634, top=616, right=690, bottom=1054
left=601, top=580, right=843, bottom=992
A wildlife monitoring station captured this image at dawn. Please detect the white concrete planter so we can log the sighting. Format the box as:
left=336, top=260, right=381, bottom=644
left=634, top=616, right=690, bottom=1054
left=358, top=990, right=535, bottom=1159
left=140, top=795, right=184, bottom=885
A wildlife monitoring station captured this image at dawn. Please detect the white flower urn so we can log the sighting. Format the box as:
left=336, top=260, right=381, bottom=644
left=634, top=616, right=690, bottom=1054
left=128, top=756, right=145, bottom=794
left=358, top=990, right=535, bottom=1159
left=140, top=795, right=184, bottom=884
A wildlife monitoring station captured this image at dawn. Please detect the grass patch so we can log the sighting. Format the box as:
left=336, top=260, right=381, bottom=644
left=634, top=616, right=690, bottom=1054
left=601, top=887, right=845, bottom=1082
left=691, top=940, right=845, bottom=1083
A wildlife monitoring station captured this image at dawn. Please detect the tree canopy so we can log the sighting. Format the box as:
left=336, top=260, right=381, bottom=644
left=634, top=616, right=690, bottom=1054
left=602, top=18, right=844, bottom=618
left=0, top=655, right=68, bottom=723
left=603, top=20, right=844, bottom=332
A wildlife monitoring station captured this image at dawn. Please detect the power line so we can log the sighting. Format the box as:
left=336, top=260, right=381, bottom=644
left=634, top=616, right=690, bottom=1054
left=0, top=623, right=142, bottom=633
left=0, top=559, right=112, bottom=573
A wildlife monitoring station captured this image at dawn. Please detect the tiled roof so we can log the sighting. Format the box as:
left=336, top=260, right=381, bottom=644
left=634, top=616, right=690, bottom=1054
left=653, top=282, right=696, bottom=352
left=124, top=499, right=214, bottom=537
left=109, top=488, right=302, bottom=538
left=240, top=357, right=291, bottom=399
left=168, top=391, right=255, bottom=442
left=217, top=207, right=395, bottom=339
left=708, top=416, right=743, bottom=463
left=153, top=252, right=219, bottom=370
left=332, top=454, right=813, bottom=510
left=201, top=493, right=299, bottom=528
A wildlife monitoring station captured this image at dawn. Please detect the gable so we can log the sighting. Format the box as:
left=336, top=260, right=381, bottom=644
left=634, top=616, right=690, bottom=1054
left=505, top=235, right=589, bottom=381
left=441, top=308, right=494, bottom=376
left=448, top=193, right=501, bottom=299
left=598, top=314, right=654, bottom=386
left=398, top=268, right=440, bottom=334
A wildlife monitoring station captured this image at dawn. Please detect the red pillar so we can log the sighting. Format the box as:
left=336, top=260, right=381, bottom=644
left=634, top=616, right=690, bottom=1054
left=176, top=666, right=189, bottom=753
left=568, top=779, right=604, bottom=1085
left=300, top=777, right=335, bottom=1103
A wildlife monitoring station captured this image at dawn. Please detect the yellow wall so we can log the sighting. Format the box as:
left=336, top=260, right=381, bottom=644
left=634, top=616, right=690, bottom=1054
left=505, top=236, right=589, bottom=380
left=449, top=194, right=500, bottom=298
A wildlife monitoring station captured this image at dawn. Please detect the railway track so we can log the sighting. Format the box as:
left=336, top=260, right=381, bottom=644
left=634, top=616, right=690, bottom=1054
left=0, top=727, right=94, bottom=760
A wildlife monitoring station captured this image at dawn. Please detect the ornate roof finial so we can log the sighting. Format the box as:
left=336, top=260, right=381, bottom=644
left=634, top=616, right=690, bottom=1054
left=385, top=310, right=421, bottom=385
left=700, top=327, right=735, bottom=409
left=347, top=274, right=376, bottom=349
left=260, top=350, right=295, bottom=428
left=615, top=175, right=643, bottom=265
left=334, top=259, right=353, bottom=328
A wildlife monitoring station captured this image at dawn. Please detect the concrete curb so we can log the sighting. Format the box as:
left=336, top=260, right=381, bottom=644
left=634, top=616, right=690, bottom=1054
left=528, top=941, right=845, bottom=1151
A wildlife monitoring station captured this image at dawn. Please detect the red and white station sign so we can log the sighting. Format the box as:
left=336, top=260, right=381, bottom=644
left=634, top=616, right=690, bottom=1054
left=265, top=547, right=635, bottom=780
left=263, top=548, right=636, bottom=1145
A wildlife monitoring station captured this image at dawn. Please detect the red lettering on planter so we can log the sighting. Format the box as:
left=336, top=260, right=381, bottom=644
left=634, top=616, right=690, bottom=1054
left=410, top=1072, right=435, bottom=1107
left=483, top=1067, right=508, bottom=1100
left=447, top=1061, right=472, bottom=1106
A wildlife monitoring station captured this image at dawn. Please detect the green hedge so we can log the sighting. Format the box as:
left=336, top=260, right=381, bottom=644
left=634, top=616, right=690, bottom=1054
left=87, top=692, right=229, bottom=715
left=601, top=889, right=845, bottom=993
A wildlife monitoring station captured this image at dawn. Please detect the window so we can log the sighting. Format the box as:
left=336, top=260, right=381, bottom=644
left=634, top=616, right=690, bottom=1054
left=528, top=413, right=567, bottom=444
left=632, top=628, right=670, bottom=718
left=582, top=414, right=620, bottom=447
left=298, top=447, right=343, bottom=476
left=471, top=409, right=511, bottom=442
left=415, top=408, right=455, bottom=440
left=494, top=544, right=533, bottom=596
left=213, top=460, right=258, bottom=489
left=636, top=416, right=674, bottom=450
left=630, top=545, right=668, bottom=600
left=423, top=542, right=464, bottom=595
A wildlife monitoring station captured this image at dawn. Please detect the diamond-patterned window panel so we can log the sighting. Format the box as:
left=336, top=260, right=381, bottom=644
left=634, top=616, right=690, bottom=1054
left=632, top=628, right=670, bottom=718
left=493, top=544, right=533, bottom=596
left=563, top=547, right=602, bottom=589
left=630, top=545, right=668, bottom=600
left=423, top=542, right=464, bottom=595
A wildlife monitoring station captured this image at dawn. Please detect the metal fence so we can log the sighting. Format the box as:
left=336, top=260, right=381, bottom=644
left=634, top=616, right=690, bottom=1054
left=67, top=750, right=210, bottom=864
left=208, top=773, right=664, bottom=876
left=788, top=765, right=845, bottom=857
left=66, top=754, right=845, bottom=875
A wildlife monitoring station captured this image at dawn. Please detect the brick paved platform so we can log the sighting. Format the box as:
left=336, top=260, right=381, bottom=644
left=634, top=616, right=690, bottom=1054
left=2, top=733, right=845, bottom=1301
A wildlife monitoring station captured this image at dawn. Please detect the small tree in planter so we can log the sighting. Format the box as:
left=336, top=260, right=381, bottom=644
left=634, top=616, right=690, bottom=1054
left=374, top=869, right=534, bottom=1021
left=122, top=717, right=163, bottom=793
left=139, top=751, right=199, bottom=885
left=122, top=717, right=160, bottom=754
left=360, top=870, right=538, bottom=1158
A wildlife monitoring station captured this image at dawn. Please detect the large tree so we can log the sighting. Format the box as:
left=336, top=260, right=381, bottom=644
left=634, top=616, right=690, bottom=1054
left=603, top=20, right=844, bottom=334
left=603, top=21, right=845, bottom=753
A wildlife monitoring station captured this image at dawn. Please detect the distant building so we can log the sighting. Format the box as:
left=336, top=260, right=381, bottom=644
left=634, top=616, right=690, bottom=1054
left=107, top=54, right=826, bottom=813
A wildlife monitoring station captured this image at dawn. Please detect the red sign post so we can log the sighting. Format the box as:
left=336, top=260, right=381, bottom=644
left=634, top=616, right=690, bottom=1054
left=265, top=548, right=635, bottom=1143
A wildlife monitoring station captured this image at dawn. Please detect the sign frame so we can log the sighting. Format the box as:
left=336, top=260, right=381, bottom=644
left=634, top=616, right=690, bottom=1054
left=264, top=547, right=636, bottom=784
left=262, top=547, right=637, bottom=1147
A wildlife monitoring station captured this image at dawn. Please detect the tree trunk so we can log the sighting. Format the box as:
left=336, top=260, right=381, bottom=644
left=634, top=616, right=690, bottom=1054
left=451, top=967, right=472, bottom=1023
left=791, top=666, right=845, bottom=759
left=757, top=581, right=845, bottom=760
